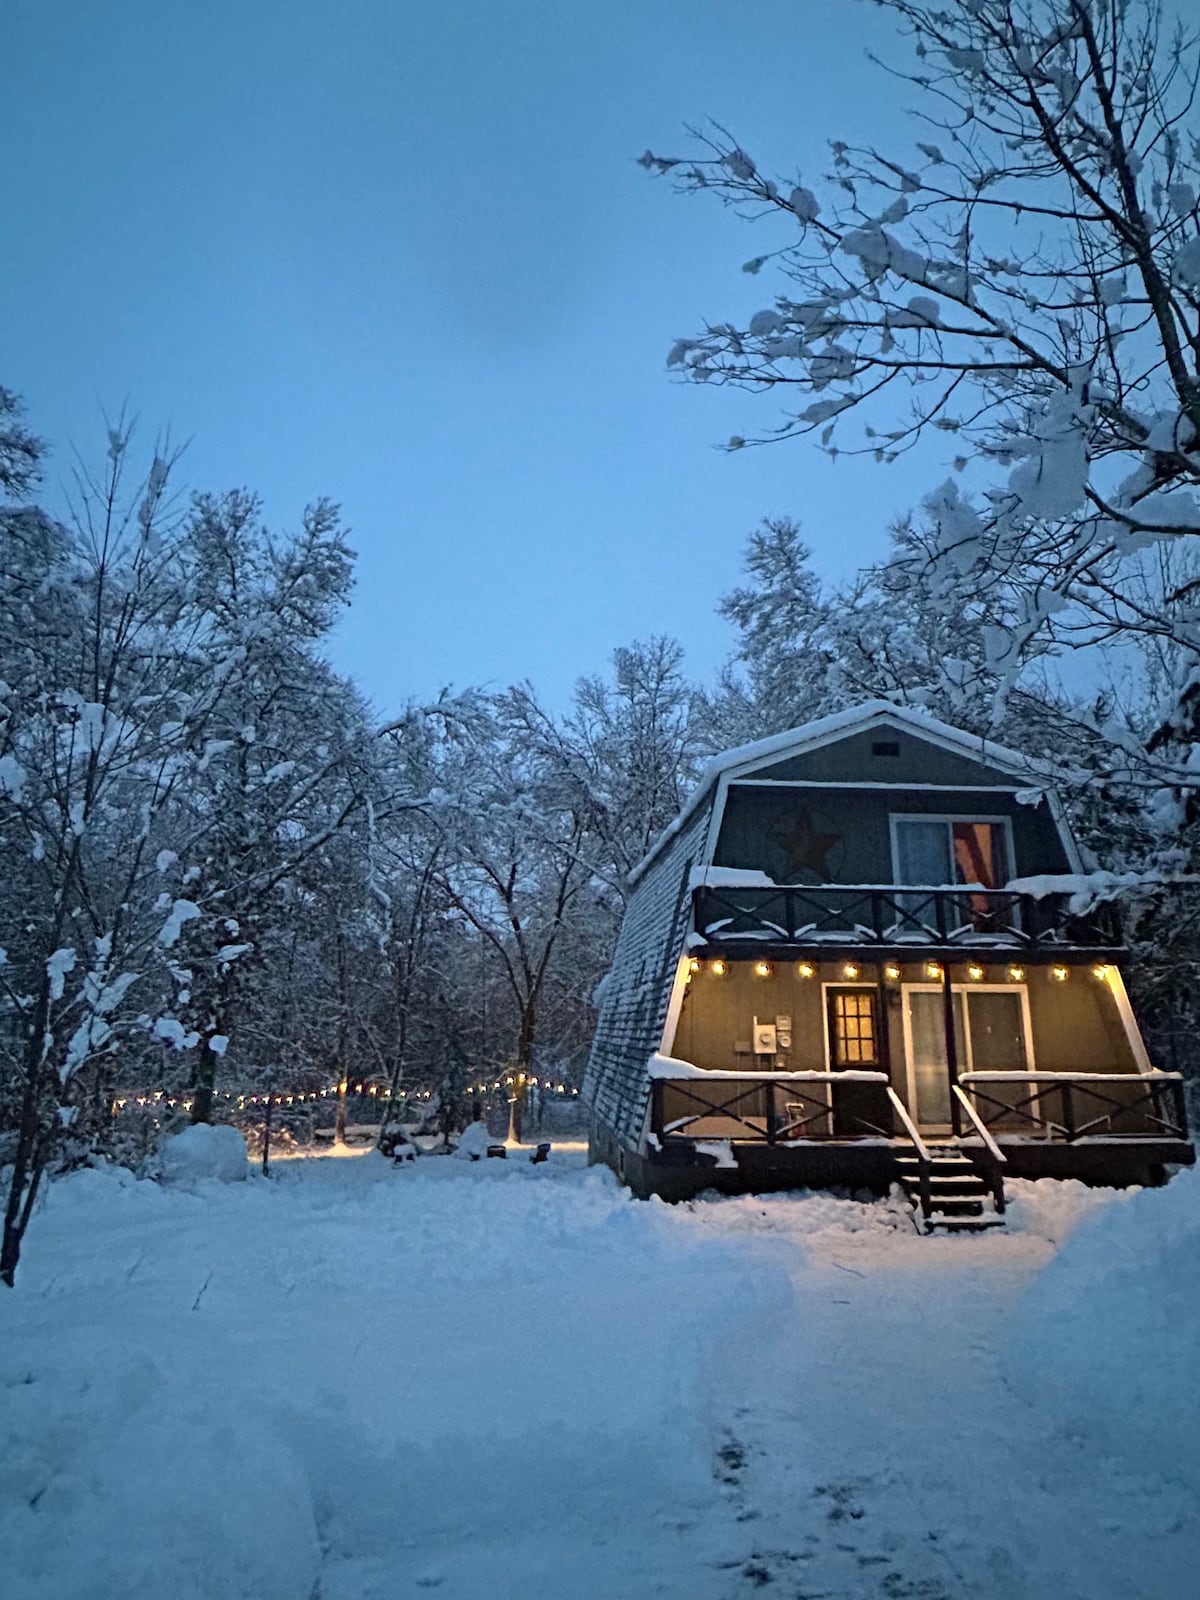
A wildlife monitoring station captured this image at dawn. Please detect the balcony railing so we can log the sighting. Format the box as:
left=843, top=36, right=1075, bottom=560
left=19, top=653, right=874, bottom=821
left=652, top=1071, right=895, bottom=1145
left=692, top=884, right=1122, bottom=951
left=959, top=1071, right=1189, bottom=1143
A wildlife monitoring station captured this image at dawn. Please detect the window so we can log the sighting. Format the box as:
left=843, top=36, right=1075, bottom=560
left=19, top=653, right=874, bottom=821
left=828, top=989, right=879, bottom=1067
left=891, top=816, right=1010, bottom=888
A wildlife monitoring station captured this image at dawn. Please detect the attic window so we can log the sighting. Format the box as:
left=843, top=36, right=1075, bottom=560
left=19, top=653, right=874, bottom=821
left=872, top=740, right=900, bottom=757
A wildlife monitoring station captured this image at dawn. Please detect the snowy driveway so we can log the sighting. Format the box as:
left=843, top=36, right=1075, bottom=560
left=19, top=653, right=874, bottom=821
left=3, top=1148, right=1197, bottom=1600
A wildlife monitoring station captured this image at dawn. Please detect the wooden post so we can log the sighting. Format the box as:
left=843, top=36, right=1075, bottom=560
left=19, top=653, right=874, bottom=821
left=261, top=1090, right=274, bottom=1176
left=1060, top=1079, right=1075, bottom=1141
left=875, top=963, right=894, bottom=1135
left=942, top=961, right=962, bottom=1136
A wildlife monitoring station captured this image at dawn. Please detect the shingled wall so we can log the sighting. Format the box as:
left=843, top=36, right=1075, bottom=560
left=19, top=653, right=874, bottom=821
left=582, top=799, right=713, bottom=1151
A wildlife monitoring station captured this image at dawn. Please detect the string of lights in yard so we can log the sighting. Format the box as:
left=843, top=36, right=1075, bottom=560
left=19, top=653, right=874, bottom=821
left=109, top=1079, right=580, bottom=1116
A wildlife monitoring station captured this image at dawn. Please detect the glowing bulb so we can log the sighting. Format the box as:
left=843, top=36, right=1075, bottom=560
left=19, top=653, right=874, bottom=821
left=925, top=962, right=942, bottom=980
left=1052, top=965, right=1069, bottom=982
left=797, top=962, right=815, bottom=979
left=842, top=962, right=860, bottom=980
left=884, top=963, right=901, bottom=982
left=967, top=964, right=984, bottom=982
left=1093, top=964, right=1111, bottom=981
left=688, top=957, right=701, bottom=975
left=753, top=960, right=773, bottom=979
left=1008, top=964, right=1026, bottom=982
left=710, top=959, right=728, bottom=977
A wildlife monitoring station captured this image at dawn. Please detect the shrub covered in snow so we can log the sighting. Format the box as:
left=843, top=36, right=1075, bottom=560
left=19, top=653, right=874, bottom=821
left=454, top=1119, right=492, bottom=1160
left=1004, top=1171, right=1200, bottom=1489
left=156, top=1123, right=248, bottom=1184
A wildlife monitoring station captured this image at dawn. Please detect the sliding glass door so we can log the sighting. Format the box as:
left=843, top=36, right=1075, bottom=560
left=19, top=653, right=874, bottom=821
left=903, top=985, right=1031, bottom=1128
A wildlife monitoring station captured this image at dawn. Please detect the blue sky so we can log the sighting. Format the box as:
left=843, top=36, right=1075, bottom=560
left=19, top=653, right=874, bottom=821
left=4, top=0, right=946, bottom=713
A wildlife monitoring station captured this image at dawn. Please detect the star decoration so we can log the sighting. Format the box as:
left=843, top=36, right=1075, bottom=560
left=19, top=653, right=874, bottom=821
left=771, top=809, right=841, bottom=881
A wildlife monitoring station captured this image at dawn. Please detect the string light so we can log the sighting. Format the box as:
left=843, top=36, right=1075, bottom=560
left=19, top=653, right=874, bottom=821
left=925, top=962, right=942, bottom=980
left=710, top=959, right=728, bottom=977
left=753, top=960, right=774, bottom=979
left=1052, top=964, right=1069, bottom=982
left=1008, top=964, right=1026, bottom=982
left=842, top=962, right=860, bottom=980
left=796, top=962, right=815, bottom=979
left=884, top=963, right=901, bottom=982
left=967, top=963, right=984, bottom=981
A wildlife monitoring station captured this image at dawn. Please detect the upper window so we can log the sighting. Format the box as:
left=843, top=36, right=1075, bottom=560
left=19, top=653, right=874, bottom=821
left=891, top=816, right=1010, bottom=888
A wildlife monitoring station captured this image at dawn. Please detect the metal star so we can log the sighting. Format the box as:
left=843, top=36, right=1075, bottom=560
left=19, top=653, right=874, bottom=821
left=771, top=810, right=841, bottom=881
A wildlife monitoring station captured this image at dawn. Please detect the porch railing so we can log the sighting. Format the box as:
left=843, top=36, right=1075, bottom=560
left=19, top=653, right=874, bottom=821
left=958, top=1071, right=1189, bottom=1143
left=692, top=884, right=1122, bottom=951
left=652, top=1071, right=893, bottom=1145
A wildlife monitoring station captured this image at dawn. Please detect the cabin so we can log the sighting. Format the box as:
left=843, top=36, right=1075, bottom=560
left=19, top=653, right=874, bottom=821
left=582, top=702, right=1194, bottom=1230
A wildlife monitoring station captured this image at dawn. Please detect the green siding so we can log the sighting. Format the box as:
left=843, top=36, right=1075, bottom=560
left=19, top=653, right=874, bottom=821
left=713, top=784, right=1069, bottom=884
left=746, top=725, right=1028, bottom=787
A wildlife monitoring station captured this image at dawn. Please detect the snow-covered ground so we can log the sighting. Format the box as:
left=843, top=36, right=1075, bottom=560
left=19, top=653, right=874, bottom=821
left=2, top=1146, right=1197, bottom=1600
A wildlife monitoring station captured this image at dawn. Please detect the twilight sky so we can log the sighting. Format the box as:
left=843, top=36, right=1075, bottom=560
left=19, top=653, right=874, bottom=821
left=4, top=0, right=947, bottom=714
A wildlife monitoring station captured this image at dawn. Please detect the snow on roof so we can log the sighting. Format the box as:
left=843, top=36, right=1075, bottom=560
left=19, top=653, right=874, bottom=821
left=628, top=699, right=1063, bottom=887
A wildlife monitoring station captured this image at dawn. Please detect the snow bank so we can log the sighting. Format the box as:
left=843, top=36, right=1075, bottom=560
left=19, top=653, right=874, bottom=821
left=157, top=1122, right=248, bottom=1183
left=4, top=1151, right=787, bottom=1600
left=1004, top=1170, right=1200, bottom=1488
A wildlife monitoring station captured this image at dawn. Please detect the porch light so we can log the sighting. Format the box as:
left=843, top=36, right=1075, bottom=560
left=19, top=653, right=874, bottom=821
left=1052, top=965, right=1069, bottom=982
left=688, top=957, right=701, bottom=975
left=1093, top=964, right=1111, bottom=981
left=1008, top=964, right=1026, bottom=982
left=925, top=962, right=942, bottom=980
left=753, top=960, right=774, bottom=979
left=842, top=962, right=860, bottom=980
left=710, top=959, right=728, bottom=977
left=797, top=961, right=815, bottom=979
left=967, top=963, right=984, bottom=982
left=884, top=963, right=901, bottom=982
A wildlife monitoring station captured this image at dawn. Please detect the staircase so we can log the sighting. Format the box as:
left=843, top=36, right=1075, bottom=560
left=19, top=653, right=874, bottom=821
left=895, top=1147, right=1007, bottom=1233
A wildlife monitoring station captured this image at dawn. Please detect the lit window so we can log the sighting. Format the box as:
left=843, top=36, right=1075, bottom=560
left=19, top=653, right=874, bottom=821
left=830, top=990, right=878, bottom=1066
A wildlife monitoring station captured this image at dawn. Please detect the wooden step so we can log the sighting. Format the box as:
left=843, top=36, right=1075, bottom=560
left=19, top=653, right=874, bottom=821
left=899, top=1173, right=988, bottom=1188
left=925, top=1213, right=1007, bottom=1232
left=923, top=1198, right=986, bottom=1217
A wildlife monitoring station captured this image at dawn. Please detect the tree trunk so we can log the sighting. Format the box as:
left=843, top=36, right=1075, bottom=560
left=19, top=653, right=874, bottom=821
left=1, top=983, right=54, bottom=1287
left=335, top=1076, right=348, bottom=1144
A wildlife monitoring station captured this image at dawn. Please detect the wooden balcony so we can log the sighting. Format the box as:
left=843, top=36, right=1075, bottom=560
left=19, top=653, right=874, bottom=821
left=692, top=884, right=1123, bottom=955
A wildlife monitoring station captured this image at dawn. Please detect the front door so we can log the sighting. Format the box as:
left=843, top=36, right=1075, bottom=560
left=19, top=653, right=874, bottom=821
left=826, top=986, right=883, bottom=1136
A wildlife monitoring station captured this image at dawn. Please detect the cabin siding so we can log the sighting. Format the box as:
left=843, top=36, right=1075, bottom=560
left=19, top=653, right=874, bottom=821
left=744, top=726, right=1027, bottom=788
left=1024, top=976, right=1139, bottom=1072
left=713, top=785, right=1069, bottom=885
left=582, top=799, right=714, bottom=1149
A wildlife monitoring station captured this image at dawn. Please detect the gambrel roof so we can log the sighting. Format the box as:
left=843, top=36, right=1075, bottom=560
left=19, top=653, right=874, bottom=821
left=628, top=699, right=1073, bottom=888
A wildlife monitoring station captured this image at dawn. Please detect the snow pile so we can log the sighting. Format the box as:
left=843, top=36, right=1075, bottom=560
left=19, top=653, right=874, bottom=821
left=156, top=1122, right=248, bottom=1183
left=453, top=1118, right=492, bottom=1158
left=1004, top=1170, right=1200, bottom=1488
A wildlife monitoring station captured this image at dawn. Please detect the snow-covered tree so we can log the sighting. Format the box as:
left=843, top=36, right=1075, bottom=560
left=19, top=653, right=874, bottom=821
left=647, top=0, right=1200, bottom=733
left=505, top=637, right=706, bottom=892
left=0, top=416, right=199, bottom=1283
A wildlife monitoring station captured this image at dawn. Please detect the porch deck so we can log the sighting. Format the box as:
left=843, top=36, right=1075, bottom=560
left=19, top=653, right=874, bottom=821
left=645, top=1067, right=1193, bottom=1200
